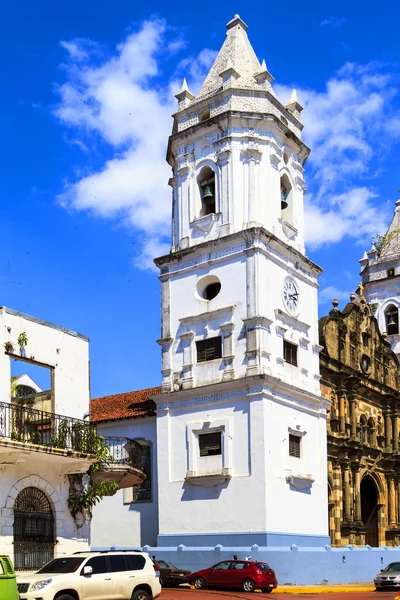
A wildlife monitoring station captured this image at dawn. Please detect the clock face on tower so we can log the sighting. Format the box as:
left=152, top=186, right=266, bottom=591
left=282, top=277, right=300, bottom=314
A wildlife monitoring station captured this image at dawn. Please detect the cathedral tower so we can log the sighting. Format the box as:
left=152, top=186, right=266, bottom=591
left=361, top=200, right=400, bottom=358
left=154, top=15, right=329, bottom=548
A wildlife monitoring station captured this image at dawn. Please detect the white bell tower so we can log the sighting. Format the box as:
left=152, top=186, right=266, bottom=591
left=154, top=15, right=329, bottom=549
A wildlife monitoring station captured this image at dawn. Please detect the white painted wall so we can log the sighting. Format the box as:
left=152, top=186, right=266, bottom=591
left=0, top=307, right=89, bottom=418
left=0, top=307, right=91, bottom=563
left=92, top=417, right=158, bottom=548
left=155, top=383, right=328, bottom=542
left=162, top=237, right=321, bottom=395
left=0, top=465, right=89, bottom=563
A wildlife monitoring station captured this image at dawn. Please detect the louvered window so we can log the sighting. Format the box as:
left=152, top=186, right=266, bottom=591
left=199, top=431, right=222, bottom=456
left=283, top=340, right=297, bottom=366
left=196, top=337, right=222, bottom=362
left=289, top=434, right=301, bottom=458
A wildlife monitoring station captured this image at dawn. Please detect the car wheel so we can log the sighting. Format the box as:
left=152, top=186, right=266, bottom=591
left=242, top=578, right=256, bottom=592
left=131, top=589, right=151, bottom=600
left=262, top=588, right=273, bottom=593
left=56, top=595, right=75, bottom=600
left=375, top=587, right=383, bottom=592
left=193, top=576, right=206, bottom=589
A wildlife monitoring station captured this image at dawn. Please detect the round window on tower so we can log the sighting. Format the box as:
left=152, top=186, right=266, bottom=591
left=197, top=276, right=221, bottom=301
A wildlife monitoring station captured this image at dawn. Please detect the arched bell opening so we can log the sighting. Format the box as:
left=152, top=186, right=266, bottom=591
left=13, top=486, right=54, bottom=570
left=280, top=173, right=294, bottom=226
left=385, top=304, right=399, bottom=335
left=361, top=475, right=379, bottom=547
left=197, top=166, right=216, bottom=216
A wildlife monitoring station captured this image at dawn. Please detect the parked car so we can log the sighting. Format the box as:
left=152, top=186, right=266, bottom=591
left=16, top=550, right=161, bottom=600
left=189, top=559, right=277, bottom=593
left=152, top=558, right=190, bottom=586
left=374, top=562, right=400, bottom=591
left=0, top=555, right=19, bottom=600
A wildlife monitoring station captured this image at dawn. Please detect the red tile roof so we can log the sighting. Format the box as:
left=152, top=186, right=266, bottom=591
left=90, top=386, right=161, bottom=423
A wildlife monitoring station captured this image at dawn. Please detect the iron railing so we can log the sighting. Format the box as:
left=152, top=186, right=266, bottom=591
left=101, top=437, right=151, bottom=502
left=0, top=400, right=97, bottom=454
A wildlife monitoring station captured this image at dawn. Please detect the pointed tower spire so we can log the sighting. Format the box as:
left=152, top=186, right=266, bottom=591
left=378, top=199, right=400, bottom=257
left=196, top=13, right=268, bottom=99
left=175, top=78, right=195, bottom=110
left=286, top=89, right=303, bottom=121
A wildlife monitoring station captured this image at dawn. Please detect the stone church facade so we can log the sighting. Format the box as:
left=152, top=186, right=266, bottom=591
left=320, top=293, right=400, bottom=547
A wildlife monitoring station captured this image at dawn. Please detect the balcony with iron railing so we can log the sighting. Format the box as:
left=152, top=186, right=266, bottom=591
left=93, top=436, right=147, bottom=490
left=0, top=400, right=98, bottom=473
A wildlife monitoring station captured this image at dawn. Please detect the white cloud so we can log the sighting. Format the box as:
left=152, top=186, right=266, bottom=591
left=319, top=285, right=352, bottom=305
left=275, top=61, right=400, bottom=248
left=321, top=16, right=346, bottom=27
left=54, top=19, right=215, bottom=270
left=55, top=20, right=400, bottom=269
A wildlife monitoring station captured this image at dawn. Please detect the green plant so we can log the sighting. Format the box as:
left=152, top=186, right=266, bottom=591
left=17, top=332, right=28, bottom=346
left=67, top=431, right=117, bottom=525
left=4, top=341, right=14, bottom=354
left=373, top=229, right=400, bottom=254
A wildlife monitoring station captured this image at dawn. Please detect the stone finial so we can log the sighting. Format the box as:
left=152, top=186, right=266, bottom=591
left=254, top=58, right=274, bottom=84
left=226, top=14, right=248, bottom=31
left=286, top=89, right=304, bottom=120
left=350, top=292, right=356, bottom=302
left=332, top=298, right=339, bottom=310
left=219, top=57, right=240, bottom=82
left=175, top=78, right=195, bottom=110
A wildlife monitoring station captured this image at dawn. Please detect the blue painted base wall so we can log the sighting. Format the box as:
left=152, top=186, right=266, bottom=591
left=157, top=531, right=331, bottom=548
left=94, top=544, right=400, bottom=585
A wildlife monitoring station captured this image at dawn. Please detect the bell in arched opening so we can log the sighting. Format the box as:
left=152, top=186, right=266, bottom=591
left=202, top=185, right=215, bottom=206
left=281, top=187, right=288, bottom=210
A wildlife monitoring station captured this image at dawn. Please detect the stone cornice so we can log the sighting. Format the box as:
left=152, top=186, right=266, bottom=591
left=167, top=107, right=309, bottom=167
left=153, top=373, right=329, bottom=416
left=154, top=225, right=322, bottom=277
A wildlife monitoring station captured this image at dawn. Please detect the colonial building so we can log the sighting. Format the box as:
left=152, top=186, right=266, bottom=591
left=90, top=387, right=160, bottom=548
left=361, top=200, right=400, bottom=358
left=0, top=307, right=142, bottom=569
left=320, top=293, right=400, bottom=547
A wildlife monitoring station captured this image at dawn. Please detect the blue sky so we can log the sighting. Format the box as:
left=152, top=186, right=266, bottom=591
left=2, top=1, right=400, bottom=397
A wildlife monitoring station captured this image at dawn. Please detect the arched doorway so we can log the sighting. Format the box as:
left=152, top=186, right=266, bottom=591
left=14, top=487, right=54, bottom=570
left=361, top=475, right=379, bottom=547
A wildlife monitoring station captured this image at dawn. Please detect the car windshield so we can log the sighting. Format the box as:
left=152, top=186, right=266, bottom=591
left=37, top=557, right=85, bottom=574
left=383, top=563, right=400, bottom=573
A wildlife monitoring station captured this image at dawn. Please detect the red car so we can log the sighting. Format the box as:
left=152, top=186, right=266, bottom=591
left=189, top=559, right=277, bottom=593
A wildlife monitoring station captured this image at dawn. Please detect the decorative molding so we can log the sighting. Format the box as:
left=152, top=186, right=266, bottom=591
left=275, top=309, right=310, bottom=333
left=286, top=474, right=315, bottom=490
left=312, top=344, right=324, bottom=354
left=191, top=212, right=221, bottom=233
left=179, top=305, right=235, bottom=326
left=243, top=316, right=273, bottom=328
left=185, top=469, right=232, bottom=487
left=180, top=331, right=195, bottom=341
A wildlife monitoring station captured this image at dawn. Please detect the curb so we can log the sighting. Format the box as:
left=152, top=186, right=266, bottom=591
left=273, top=587, right=374, bottom=594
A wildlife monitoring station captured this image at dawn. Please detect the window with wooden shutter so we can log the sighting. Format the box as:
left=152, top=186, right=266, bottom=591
left=283, top=340, right=297, bottom=366
left=196, top=337, right=222, bottom=362
left=289, top=433, right=301, bottom=458
left=199, top=431, right=222, bottom=456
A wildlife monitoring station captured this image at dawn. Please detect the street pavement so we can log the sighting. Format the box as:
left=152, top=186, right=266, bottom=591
left=160, top=588, right=397, bottom=599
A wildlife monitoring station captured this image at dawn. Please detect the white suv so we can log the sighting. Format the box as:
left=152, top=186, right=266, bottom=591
left=16, top=550, right=161, bottom=600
